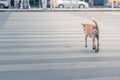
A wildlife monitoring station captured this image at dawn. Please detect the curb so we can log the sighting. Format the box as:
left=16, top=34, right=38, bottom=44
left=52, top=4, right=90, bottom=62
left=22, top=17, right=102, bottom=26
left=0, top=8, right=120, bottom=12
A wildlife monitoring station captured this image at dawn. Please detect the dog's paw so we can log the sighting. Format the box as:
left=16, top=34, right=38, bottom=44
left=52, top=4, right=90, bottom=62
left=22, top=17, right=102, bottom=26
left=95, top=49, right=99, bottom=53
left=85, top=45, right=87, bottom=47
left=93, top=46, right=96, bottom=50
left=93, top=48, right=95, bottom=50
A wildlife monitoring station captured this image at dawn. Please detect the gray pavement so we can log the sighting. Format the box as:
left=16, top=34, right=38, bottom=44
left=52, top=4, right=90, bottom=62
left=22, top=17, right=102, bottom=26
left=0, top=12, right=120, bottom=80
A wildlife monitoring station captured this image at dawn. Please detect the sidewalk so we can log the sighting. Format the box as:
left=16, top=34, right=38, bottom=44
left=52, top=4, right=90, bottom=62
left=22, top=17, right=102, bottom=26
left=0, top=8, right=120, bottom=12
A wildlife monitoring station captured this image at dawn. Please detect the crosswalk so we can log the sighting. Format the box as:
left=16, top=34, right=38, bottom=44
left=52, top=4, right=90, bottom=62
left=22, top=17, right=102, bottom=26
left=0, top=12, right=120, bottom=80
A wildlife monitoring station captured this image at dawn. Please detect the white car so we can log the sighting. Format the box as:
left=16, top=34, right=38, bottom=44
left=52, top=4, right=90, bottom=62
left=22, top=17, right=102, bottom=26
left=56, top=0, right=89, bottom=8
left=0, top=0, right=10, bottom=8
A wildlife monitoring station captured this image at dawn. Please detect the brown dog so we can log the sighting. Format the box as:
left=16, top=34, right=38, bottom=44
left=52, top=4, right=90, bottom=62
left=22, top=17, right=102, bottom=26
left=82, top=19, right=99, bottom=52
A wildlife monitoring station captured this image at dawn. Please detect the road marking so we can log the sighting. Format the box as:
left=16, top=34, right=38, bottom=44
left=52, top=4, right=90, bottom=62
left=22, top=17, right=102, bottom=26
left=107, top=12, right=120, bottom=15
left=0, top=61, right=120, bottom=71
left=0, top=53, right=120, bottom=60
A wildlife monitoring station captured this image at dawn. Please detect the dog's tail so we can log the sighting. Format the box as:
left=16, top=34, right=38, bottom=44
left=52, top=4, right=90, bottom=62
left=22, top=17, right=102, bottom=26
left=92, top=18, right=98, bottom=28
left=92, top=18, right=99, bottom=34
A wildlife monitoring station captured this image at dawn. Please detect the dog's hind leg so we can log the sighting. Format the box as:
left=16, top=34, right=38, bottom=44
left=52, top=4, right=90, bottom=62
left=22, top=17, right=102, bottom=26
left=97, top=36, right=99, bottom=51
left=95, top=36, right=99, bottom=53
left=92, top=37, right=96, bottom=50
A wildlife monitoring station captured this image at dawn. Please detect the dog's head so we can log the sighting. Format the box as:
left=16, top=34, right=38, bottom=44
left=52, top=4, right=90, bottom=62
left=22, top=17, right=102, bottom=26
left=81, top=23, right=86, bottom=31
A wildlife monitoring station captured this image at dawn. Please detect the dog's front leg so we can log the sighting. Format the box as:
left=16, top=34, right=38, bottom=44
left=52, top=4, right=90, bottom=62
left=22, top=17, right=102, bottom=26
left=85, top=35, right=87, bottom=47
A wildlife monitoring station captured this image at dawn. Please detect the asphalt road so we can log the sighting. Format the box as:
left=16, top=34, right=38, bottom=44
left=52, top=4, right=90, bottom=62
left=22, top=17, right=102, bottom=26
left=0, top=11, right=120, bottom=80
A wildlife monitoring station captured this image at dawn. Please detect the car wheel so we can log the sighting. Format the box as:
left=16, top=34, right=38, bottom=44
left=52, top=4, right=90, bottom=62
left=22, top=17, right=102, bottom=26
left=0, top=4, right=4, bottom=8
left=79, top=4, right=85, bottom=8
left=58, top=4, right=64, bottom=8
left=4, top=7, right=9, bottom=9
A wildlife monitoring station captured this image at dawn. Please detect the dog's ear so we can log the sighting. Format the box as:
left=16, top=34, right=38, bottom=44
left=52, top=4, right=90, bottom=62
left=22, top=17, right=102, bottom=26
left=81, top=23, right=85, bottom=27
left=81, top=23, right=85, bottom=31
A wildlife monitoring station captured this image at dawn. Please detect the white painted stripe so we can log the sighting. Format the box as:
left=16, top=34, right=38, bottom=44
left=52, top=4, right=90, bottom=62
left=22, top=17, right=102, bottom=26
left=0, top=35, right=83, bottom=37
left=0, top=43, right=120, bottom=48
left=0, top=37, right=118, bottom=41
left=0, top=43, right=119, bottom=47
left=0, top=28, right=118, bottom=31
left=0, top=53, right=119, bottom=60
left=0, top=26, right=116, bottom=28
left=0, top=35, right=119, bottom=37
left=0, top=28, right=118, bottom=32
left=0, top=39, right=118, bottom=42
left=0, top=38, right=81, bottom=42
left=0, top=33, right=118, bottom=36
left=108, top=12, right=120, bottom=16
left=0, top=32, right=82, bottom=34
left=0, top=48, right=74, bottom=52
left=0, top=46, right=119, bottom=52
left=0, top=61, right=120, bottom=71
left=0, top=31, right=117, bottom=35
